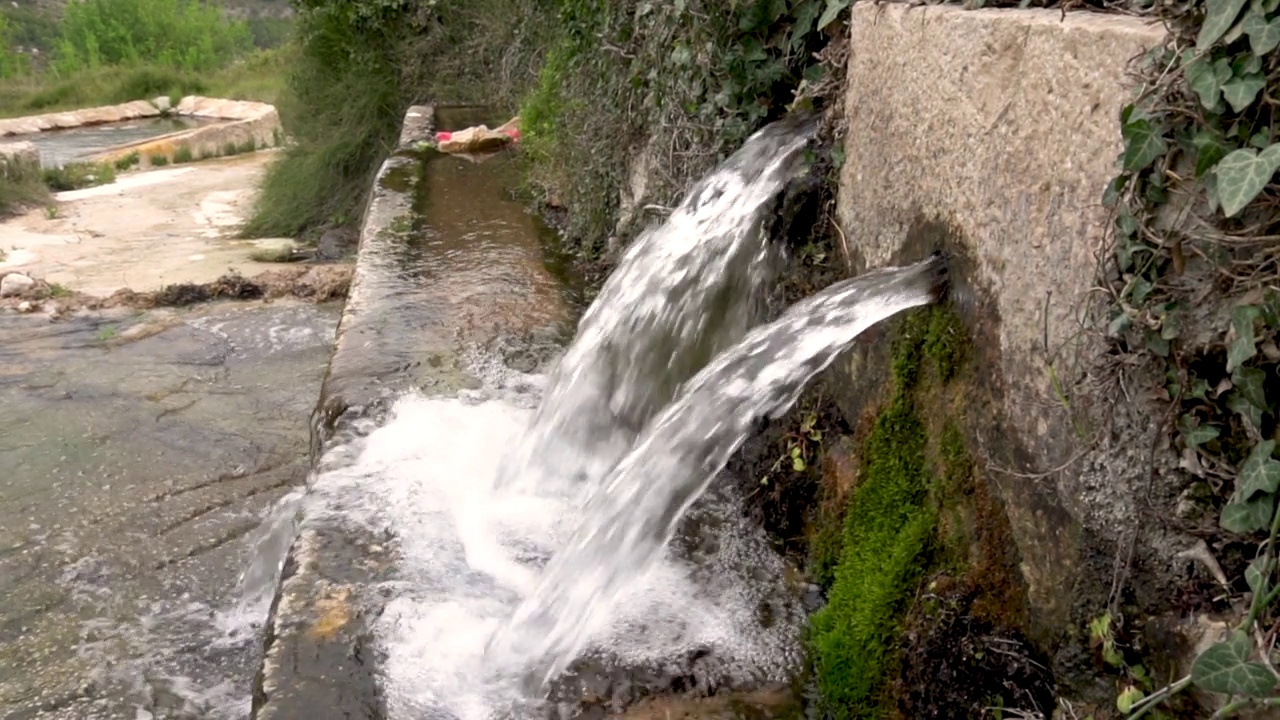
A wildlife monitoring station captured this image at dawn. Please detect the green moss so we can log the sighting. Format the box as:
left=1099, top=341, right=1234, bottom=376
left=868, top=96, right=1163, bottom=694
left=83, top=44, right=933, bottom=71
left=924, top=305, right=967, bottom=383
left=806, top=305, right=976, bottom=718
left=808, top=395, right=935, bottom=719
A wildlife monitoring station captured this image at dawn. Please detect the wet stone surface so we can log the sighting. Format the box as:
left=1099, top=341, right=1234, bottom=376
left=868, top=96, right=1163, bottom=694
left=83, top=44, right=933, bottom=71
left=0, top=300, right=340, bottom=719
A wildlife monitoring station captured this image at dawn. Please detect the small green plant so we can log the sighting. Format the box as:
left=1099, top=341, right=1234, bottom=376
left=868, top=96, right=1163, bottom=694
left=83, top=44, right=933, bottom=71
left=172, top=145, right=194, bottom=164
left=96, top=325, right=117, bottom=342
left=236, top=139, right=257, bottom=154
left=222, top=141, right=240, bottom=157
left=44, top=205, right=58, bottom=219
left=41, top=161, right=115, bottom=191
left=113, top=152, right=140, bottom=171
left=761, top=410, right=823, bottom=486
left=48, top=283, right=72, bottom=297
left=149, top=153, right=169, bottom=167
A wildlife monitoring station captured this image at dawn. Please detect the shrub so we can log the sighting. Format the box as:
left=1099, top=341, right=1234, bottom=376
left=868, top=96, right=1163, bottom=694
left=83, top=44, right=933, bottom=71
left=113, top=152, right=141, bottom=171
left=53, top=0, right=253, bottom=74
left=172, top=145, right=194, bottom=163
left=149, top=153, right=169, bottom=166
left=41, top=161, right=116, bottom=191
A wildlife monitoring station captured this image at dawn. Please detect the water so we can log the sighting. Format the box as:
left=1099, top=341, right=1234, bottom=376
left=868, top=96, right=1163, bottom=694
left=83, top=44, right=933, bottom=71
left=0, top=302, right=337, bottom=718
left=253, top=114, right=948, bottom=720
left=20, top=117, right=220, bottom=168
left=495, top=113, right=821, bottom=496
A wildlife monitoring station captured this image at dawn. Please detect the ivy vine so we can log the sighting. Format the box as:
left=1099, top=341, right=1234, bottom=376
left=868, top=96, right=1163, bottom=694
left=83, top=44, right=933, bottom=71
left=1106, top=0, right=1280, bottom=714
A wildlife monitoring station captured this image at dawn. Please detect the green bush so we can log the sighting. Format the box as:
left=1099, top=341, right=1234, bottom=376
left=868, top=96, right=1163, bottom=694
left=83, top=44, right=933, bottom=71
left=0, top=13, right=29, bottom=79
left=245, top=0, right=555, bottom=238
left=518, top=0, right=841, bottom=255
left=149, top=153, right=169, bottom=166
left=53, top=0, right=253, bottom=74
left=113, top=152, right=141, bottom=170
left=172, top=145, right=194, bottom=163
left=42, top=161, right=116, bottom=191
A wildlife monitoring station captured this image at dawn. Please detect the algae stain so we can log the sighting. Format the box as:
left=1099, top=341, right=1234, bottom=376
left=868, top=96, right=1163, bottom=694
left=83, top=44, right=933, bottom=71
left=308, top=586, right=353, bottom=641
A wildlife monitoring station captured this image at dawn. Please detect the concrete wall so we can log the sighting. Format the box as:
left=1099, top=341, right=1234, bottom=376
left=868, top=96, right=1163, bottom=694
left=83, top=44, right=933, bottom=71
left=833, top=2, right=1170, bottom=685
left=87, top=97, right=282, bottom=168
left=0, top=100, right=161, bottom=137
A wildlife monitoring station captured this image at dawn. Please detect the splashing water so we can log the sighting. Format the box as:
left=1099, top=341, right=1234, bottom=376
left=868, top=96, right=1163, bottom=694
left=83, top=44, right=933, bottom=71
left=279, top=114, right=947, bottom=720
left=484, top=253, right=948, bottom=685
left=495, top=114, right=820, bottom=494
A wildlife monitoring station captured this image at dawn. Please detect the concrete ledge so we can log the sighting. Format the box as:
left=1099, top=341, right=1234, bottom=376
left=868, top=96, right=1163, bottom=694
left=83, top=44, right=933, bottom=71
left=251, top=106, right=438, bottom=720
left=834, top=3, right=1165, bottom=652
left=0, top=100, right=161, bottom=137
left=0, top=141, right=40, bottom=179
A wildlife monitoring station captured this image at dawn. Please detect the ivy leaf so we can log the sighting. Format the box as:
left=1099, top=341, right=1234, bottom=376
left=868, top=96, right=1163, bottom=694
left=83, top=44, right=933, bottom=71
left=1191, top=630, right=1277, bottom=696
left=1122, top=116, right=1169, bottom=172
left=1243, top=8, right=1280, bottom=54
left=1179, top=414, right=1221, bottom=446
left=1185, top=55, right=1232, bottom=109
left=1233, top=364, right=1268, bottom=409
left=1223, top=74, right=1267, bottom=112
left=1103, top=173, right=1128, bottom=207
left=1193, top=129, right=1230, bottom=176
left=1221, top=494, right=1277, bottom=533
left=1199, top=0, right=1251, bottom=49
left=1228, top=389, right=1265, bottom=433
left=790, top=0, right=821, bottom=51
left=1132, top=275, right=1153, bottom=304
left=1213, top=145, right=1280, bottom=217
left=1237, top=440, right=1280, bottom=500
left=1246, top=555, right=1273, bottom=596
left=1228, top=304, right=1262, bottom=371
left=816, top=0, right=850, bottom=30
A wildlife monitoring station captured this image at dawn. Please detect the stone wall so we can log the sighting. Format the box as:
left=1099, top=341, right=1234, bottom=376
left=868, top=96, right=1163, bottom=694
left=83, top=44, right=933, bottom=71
left=832, top=2, right=1176, bottom=697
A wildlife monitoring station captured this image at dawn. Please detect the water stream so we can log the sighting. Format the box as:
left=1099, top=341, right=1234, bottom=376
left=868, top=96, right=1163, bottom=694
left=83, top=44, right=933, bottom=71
left=260, top=114, right=947, bottom=720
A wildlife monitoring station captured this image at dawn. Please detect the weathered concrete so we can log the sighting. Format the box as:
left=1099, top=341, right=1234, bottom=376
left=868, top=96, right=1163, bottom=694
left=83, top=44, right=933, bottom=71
left=252, top=105, right=572, bottom=719
left=833, top=1, right=1169, bottom=693
left=0, top=300, right=340, bottom=718
left=0, top=152, right=301, bottom=297
left=0, top=100, right=161, bottom=137
left=87, top=97, right=282, bottom=168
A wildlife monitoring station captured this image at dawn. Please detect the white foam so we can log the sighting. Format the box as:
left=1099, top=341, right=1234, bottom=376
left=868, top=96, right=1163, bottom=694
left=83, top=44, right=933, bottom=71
left=306, top=392, right=801, bottom=720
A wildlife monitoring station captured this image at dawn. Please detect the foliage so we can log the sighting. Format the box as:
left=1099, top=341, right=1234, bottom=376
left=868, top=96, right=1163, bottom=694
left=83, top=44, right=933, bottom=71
left=0, top=158, right=48, bottom=218
left=519, top=0, right=850, bottom=256
left=0, top=50, right=288, bottom=118
left=245, top=0, right=555, bottom=239
left=41, top=161, right=116, bottom=191
left=1104, top=0, right=1280, bottom=714
left=53, top=0, right=253, bottom=74
left=807, top=392, right=935, bottom=720
left=0, top=13, right=29, bottom=79
left=114, top=152, right=141, bottom=171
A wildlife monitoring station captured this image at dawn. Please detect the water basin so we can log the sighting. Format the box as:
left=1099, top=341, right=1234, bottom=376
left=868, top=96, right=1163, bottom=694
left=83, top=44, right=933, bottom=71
left=18, top=117, right=223, bottom=168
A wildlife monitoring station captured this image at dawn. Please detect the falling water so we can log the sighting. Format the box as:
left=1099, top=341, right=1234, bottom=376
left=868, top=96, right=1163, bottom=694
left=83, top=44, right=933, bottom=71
left=485, top=253, right=948, bottom=685
left=272, top=114, right=947, bottom=720
left=495, top=114, right=820, bottom=494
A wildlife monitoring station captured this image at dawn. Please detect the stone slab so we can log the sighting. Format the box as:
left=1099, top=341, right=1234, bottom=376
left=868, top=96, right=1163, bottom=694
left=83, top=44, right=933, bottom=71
left=834, top=3, right=1166, bottom=653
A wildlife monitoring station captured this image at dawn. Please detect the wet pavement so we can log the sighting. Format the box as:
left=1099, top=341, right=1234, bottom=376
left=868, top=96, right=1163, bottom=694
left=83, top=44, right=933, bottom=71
left=0, top=300, right=340, bottom=719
